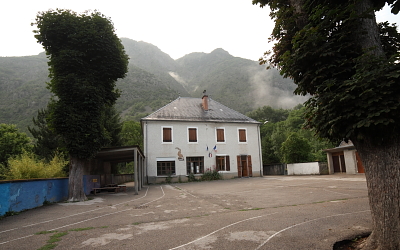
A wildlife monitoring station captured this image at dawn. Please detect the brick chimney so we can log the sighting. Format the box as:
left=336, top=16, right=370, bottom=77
left=202, top=90, right=209, bottom=111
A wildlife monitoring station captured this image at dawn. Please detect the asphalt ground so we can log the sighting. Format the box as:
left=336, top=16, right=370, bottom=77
left=0, top=174, right=371, bottom=250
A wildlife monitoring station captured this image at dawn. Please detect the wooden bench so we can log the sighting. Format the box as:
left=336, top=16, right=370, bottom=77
left=117, top=185, right=127, bottom=192
left=92, top=186, right=120, bottom=195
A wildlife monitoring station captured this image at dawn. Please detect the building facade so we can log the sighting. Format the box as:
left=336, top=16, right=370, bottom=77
left=141, top=95, right=263, bottom=184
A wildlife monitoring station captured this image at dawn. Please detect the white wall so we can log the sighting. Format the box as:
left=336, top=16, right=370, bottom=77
left=344, top=150, right=357, bottom=174
left=287, top=162, right=320, bottom=175
left=143, top=120, right=262, bottom=181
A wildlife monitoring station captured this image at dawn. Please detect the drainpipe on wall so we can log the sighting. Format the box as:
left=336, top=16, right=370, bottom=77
left=145, top=121, right=149, bottom=185
left=257, top=124, right=263, bottom=177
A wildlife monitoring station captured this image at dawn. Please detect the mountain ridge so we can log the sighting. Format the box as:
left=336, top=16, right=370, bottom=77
left=0, top=38, right=307, bottom=134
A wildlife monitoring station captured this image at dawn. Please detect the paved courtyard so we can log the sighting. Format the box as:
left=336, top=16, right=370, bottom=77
left=0, top=175, right=371, bottom=249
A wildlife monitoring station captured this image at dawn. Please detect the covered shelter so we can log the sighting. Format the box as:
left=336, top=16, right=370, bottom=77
left=324, top=140, right=364, bottom=174
left=85, top=146, right=146, bottom=195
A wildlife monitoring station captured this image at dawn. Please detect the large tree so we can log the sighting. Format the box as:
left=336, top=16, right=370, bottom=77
left=253, top=0, right=400, bottom=249
left=33, top=9, right=129, bottom=201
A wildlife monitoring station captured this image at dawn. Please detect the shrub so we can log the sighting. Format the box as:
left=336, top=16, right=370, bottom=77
left=201, top=168, right=222, bottom=181
left=188, top=172, right=197, bottom=182
left=0, top=151, right=68, bottom=180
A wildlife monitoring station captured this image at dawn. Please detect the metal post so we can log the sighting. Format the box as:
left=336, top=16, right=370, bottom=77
left=134, top=148, right=138, bottom=195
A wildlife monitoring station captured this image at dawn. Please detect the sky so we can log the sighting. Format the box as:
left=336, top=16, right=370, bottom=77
left=1, top=1, right=399, bottom=61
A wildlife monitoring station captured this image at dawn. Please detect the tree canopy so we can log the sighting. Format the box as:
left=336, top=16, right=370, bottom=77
left=253, top=0, right=400, bottom=249
left=33, top=9, right=129, bottom=159
left=0, top=124, right=32, bottom=169
left=33, top=9, right=129, bottom=201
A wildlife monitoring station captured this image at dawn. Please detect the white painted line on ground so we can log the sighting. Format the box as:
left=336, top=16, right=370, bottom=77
left=0, top=228, right=18, bottom=234
left=172, top=185, right=198, bottom=198
left=169, top=212, right=279, bottom=250
left=0, top=186, right=165, bottom=246
left=6, top=187, right=149, bottom=231
left=254, top=210, right=371, bottom=250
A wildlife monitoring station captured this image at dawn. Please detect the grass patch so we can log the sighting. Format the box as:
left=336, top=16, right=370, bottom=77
left=69, top=227, right=94, bottom=232
left=48, top=232, right=68, bottom=243
left=36, top=231, right=57, bottom=235
left=239, top=208, right=265, bottom=211
left=37, top=243, right=57, bottom=250
left=132, top=222, right=141, bottom=225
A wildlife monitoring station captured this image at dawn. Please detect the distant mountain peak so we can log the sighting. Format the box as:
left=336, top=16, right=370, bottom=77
left=210, top=48, right=231, bottom=56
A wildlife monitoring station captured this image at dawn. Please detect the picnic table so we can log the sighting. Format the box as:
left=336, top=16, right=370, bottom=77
left=92, top=184, right=127, bottom=195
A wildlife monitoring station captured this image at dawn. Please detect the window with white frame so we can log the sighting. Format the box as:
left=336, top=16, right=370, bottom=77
left=216, top=128, right=225, bottom=143
left=216, top=155, right=230, bottom=171
left=157, top=161, right=175, bottom=176
left=188, top=127, right=198, bottom=143
left=238, top=128, right=247, bottom=143
left=162, top=127, right=173, bottom=143
left=186, top=156, right=204, bottom=174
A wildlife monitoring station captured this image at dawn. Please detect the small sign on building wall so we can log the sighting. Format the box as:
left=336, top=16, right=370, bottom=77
left=92, top=179, right=98, bottom=182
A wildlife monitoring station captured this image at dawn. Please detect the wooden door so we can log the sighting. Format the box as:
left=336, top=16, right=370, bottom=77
left=356, top=152, right=365, bottom=173
left=237, top=156, right=242, bottom=178
left=248, top=155, right=252, bottom=177
left=241, top=155, right=248, bottom=177
left=332, top=155, right=341, bottom=173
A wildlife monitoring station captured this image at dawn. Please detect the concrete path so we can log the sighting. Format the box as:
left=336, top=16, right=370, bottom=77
left=0, top=174, right=371, bottom=250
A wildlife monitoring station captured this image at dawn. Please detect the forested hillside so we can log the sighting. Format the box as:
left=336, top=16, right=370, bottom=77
left=0, top=38, right=306, bottom=134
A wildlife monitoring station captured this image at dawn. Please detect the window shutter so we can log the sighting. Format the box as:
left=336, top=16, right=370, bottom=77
left=217, top=129, right=225, bottom=142
left=248, top=155, right=252, bottom=177
left=239, top=129, right=246, bottom=142
left=237, top=155, right=242, bottom=178
left=163, top=128, right=172, bottom=142
left=226, top=156, right=230, bottom=171
left=189, top=128, right=197, bottom=142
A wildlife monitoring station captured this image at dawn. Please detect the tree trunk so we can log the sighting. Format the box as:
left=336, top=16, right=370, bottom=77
left=352, top=137, right=400, bottom=250
left=354, top=0, right=385, bottom=57
left=68, top=155, right=87, bottom=202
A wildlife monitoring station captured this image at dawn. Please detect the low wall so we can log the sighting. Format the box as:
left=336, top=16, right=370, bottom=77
left=113, top=174, right=134, bottom=184
left=287, top=162, right=326, bottom=175
left=0, top=178, right=68, bottom=216
left=263, top=164, right=287, bottom=175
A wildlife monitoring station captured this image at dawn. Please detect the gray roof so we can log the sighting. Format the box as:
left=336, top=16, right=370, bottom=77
left=141, top=97, right=260, bottom=124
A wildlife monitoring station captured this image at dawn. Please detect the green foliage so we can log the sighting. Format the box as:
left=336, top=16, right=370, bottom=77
left=33, top=9, right=129, bottom=159
left=120, top=120, right=143, bottom=148
left=28, top=108, right=66, bottom=162
left=116, top=161, right=134, bottom=174
left=188, top=172, right=197, bottom=182
left=254, top=0, right=400, bottom=143
left=0, top=38, right=303, bottom=132
left=281, top=132, right=312, bottom=163
left=254, top=106, right=334, bottom=164
left=0, top=151, right=67, bottom=180
left=0, top=124, right=32, bottom=168
left=102, top=105, right=123, bottom=147
left=246, top=105, right=289, bottom=123
left=165, top=174, right=172, bottom=184
left=201, top=168, right=222, bottom=181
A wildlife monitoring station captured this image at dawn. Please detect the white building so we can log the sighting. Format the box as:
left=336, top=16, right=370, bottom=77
left=141, top=94, right=263, bottom=184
